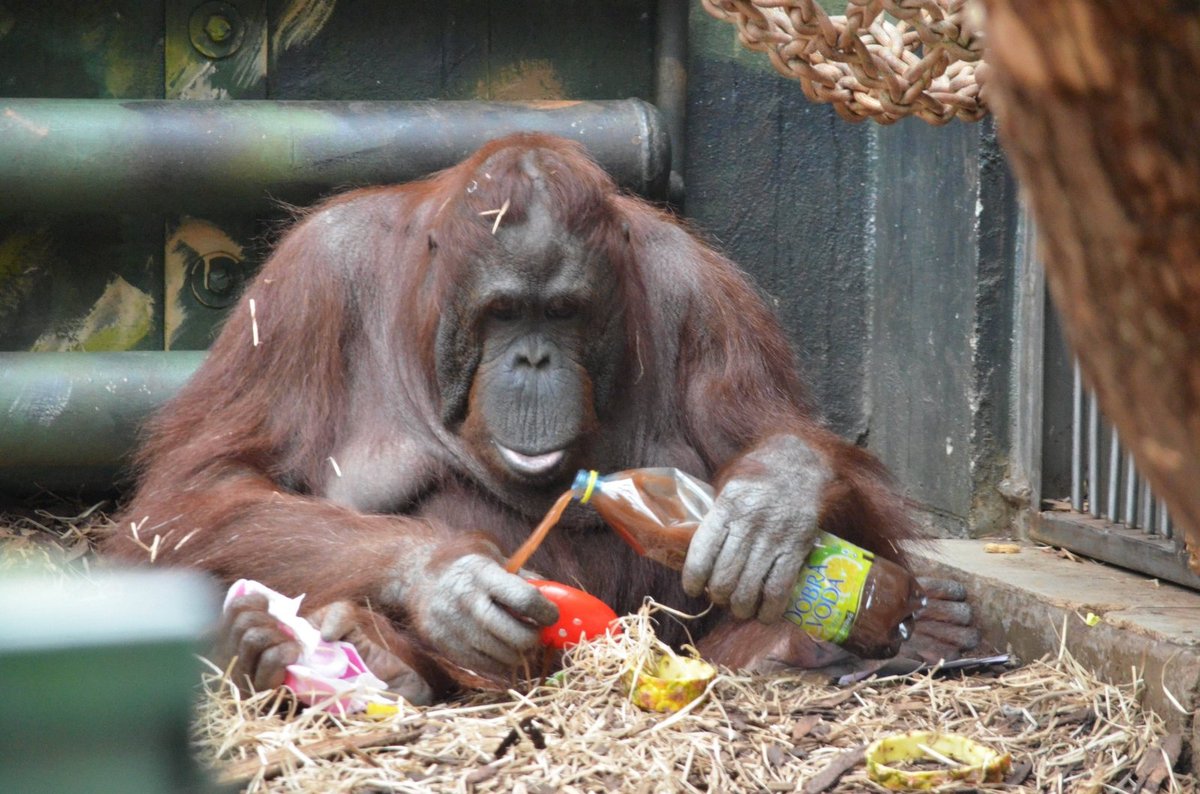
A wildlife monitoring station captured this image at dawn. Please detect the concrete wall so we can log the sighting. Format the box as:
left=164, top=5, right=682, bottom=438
left=685, top=7, right=1020, bottom=536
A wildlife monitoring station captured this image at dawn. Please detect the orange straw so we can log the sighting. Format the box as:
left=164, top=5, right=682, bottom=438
left=504, top=489, right=574, bottom=573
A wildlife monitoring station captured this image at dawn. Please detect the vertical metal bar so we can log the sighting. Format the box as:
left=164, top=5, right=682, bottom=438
left=1011, top=206, right=1045, bottom=533
left=655, top=0, right=688, bottom=208
left=1123, top=453, right=1138, bottom=527
left=1106, top=430, right=1120, bottom=520
left=1141, top=479, right=1154, bottom=533
left=1087, top=391, right=1100, bottom=517
left=1071, top=361, right=1083, bottom=512
left=1160, top=502, right=1171, bottom=539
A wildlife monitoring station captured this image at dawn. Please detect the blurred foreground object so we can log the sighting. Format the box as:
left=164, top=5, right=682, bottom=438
left=980, top=1, right=1200, bottom=564
left=0, top=570, right=219, bottom=793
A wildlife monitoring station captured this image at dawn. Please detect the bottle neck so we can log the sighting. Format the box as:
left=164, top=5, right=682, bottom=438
left=572, top=469, right=601, bottom=504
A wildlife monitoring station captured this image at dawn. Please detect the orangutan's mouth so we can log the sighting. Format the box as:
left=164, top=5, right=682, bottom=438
left=494, top=443, right=566, bottom=476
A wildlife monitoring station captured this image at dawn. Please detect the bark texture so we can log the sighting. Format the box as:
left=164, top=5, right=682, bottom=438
left=980, top=1, right=1200, bottom=560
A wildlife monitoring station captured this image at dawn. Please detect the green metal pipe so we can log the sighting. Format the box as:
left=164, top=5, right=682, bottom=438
left=0, top=352, right=204, bottom=494
left=0, top=99, right=671, bottom=213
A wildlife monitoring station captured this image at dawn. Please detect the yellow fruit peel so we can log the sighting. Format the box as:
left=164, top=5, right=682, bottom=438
left=866, top=731, right=1011, bottom=789
left=365, top=701, right=401, bottom=718
left=628, top=653, right=716, bottom=713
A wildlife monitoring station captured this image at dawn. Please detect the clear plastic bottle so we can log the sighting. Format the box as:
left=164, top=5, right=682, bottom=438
left=571, top=468, right=926, bottom=659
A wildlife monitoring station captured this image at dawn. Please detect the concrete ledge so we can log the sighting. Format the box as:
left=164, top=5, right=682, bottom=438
left=908, top=539, right=1200, bottom=763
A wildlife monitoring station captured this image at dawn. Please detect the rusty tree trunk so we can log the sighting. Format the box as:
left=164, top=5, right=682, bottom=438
left=980, top=1, right=1200, bottom=559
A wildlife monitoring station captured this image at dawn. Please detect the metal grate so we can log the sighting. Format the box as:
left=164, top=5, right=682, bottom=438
left=1069, top=361, right=1174, bottom=537
left=1014, top=209, right=1197, bottom=589
left=1032, top=356, right=1199, bottom=591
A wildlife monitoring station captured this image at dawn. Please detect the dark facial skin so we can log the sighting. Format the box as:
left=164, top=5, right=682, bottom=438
left=443, top=195, right=624, bottom=489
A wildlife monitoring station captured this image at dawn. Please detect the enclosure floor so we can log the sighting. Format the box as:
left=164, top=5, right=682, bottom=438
left=909, top=538, right=1200, bottom=768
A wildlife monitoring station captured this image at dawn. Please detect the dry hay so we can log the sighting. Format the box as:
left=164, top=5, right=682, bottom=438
left=0, top=511, right=1190, bottom=791
left=196, top=604, right=1194, bottom=794
left=0, top=501, right=108, bottom=574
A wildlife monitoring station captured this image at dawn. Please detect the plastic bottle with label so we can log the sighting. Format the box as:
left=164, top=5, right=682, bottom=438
left=571, top=467, right=925, bottom=659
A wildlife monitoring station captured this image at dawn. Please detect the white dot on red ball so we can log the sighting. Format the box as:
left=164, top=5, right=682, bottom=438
left=572, top=618, right=583, bottom=626
left=558, top=628, right=568, bottom=638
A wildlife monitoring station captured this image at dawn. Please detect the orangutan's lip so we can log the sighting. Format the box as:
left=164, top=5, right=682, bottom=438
left=495, top=444, right=565, bottom=475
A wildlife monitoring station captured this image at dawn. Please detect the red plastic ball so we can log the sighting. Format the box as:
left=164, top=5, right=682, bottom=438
left=528, top=579, right=621, bottom=649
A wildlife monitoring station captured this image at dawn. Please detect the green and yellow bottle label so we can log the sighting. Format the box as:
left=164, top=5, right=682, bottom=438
left=783, top=532, right=873, bottom=644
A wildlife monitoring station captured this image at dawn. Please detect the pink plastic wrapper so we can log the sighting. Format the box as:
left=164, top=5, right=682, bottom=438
left=223, top=579, right=390, bottom=713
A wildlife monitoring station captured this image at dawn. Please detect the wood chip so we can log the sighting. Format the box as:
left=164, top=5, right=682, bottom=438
left=984, top=542, right=1022, bottom=554
left=1005, top=758, right=1033, bottom=785
left=464, top=761, right=502, bottom=787
left=807, top=688, right=861, bottom=709
left=802, top=746, right=864, bottom=794
left=1056, top=705, right=1096, bottom=726
left=791, top=715, right=822, bottom=742
left=216, top=728, right=423, bottom=787
left=1134, top=733, right=1183, bottom=792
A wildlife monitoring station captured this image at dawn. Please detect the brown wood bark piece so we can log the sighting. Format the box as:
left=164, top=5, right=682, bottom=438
left=981, top=0, right=1200, bottom=562
left=802, top=745, right=865, bottom=793
left=215, top=727, right=423, bottom=787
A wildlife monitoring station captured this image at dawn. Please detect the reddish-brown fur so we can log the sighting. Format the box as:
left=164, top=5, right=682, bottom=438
left=103, top=134, right=920, bottom=693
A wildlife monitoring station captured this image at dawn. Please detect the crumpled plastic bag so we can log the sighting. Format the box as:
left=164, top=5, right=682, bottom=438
left=223, top=579, right=390, bottom=713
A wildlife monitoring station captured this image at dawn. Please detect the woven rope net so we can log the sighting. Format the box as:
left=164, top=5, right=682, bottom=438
left=702, top=0, right=988, bottom=125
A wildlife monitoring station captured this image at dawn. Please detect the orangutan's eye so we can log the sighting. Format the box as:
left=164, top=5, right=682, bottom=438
left=544, top=299, right=580, bottom=321
left=487, top=299, right=520, bottom=322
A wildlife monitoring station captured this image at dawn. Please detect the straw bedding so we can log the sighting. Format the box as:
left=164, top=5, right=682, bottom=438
left=2, top=506, right=1195, bottom=792
left=194, top=604, right=1190, bottom=793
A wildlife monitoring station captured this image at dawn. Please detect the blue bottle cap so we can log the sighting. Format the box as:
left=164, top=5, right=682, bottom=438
left=572, top=470, right=600, bottom=502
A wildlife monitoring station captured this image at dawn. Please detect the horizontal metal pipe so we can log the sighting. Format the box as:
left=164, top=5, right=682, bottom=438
left=0, top=99, right=671, bottom=213
left=0, top=352, right=204, bottom=493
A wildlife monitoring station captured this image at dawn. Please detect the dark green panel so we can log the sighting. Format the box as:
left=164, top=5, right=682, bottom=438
left=0, top=1, right=163, bottom=98
left=0, top=571, right=219, bottom=793
left=0, top=215, right=162, bottom=352
left=483, top=1, right=656, bottom=101
left=266, top=1, right=655, bottom=101
left=686, top=5, right=1021, bottom=536
left=1040, top=302, right=1077, bottom=500
left=0, top=2, right=165, bottom=351
left=266, top=0, right=484, bottom=99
